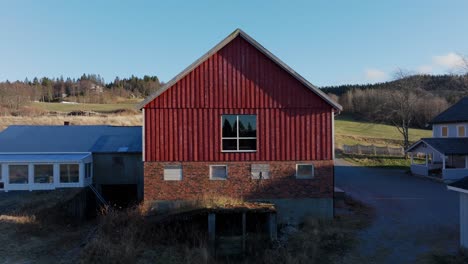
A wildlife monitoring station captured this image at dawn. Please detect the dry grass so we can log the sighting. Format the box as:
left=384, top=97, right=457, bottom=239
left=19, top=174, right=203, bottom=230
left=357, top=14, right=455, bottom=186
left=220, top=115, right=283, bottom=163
left=0, top=215, right=35, bottom=224
left=197, top=194, right=246, bottom=208
left=81, top=196, right=374, bottom=264
left=0, top=114, right=142, bottom=131
left=31, top=101, right=138, bottom=112
left=0, top=190, right=94, bottom=263
left=81, top=205, right=210, bottom=264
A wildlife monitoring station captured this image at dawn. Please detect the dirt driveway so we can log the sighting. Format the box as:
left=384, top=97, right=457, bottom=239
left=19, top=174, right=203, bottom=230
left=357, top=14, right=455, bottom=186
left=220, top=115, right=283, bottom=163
left=335, top=159, right=459, bottom=263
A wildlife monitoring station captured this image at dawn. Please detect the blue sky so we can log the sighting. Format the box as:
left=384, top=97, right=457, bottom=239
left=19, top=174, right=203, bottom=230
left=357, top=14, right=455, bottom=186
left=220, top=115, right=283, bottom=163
left=1, top=0, right=467, bottom=86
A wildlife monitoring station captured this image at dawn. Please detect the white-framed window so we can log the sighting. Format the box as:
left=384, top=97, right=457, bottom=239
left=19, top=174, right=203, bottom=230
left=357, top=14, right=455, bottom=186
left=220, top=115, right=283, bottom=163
left=210, top=165, right=227, bottom=180
left=85, top=163, right=92, bottom=179
left=34, top=164, right=54, bottom=183
left=9, top=165, right=29, bottom=184
left=458, top=125, right=466, bottom=137
left=441, top=126, right=448, bottom=137
left=251, top=164, right=270, bottom=179
left=164, top=164, right=182, bottom=181
left=295, top=164, right=314, bottom=179
left=221, top=115, right=257, bottom=152
left=60, top=164, right=79, bottom=183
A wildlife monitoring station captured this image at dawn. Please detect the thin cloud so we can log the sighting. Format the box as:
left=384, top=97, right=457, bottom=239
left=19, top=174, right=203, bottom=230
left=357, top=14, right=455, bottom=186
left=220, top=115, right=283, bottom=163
left=433, top=52, right=464, bottom=68
left=364, top=68, right=387, bottom=82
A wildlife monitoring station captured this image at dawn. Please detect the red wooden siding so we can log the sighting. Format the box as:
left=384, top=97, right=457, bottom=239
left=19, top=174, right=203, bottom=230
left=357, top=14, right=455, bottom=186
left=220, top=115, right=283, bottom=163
left=144, top=35, right=333, bottom=162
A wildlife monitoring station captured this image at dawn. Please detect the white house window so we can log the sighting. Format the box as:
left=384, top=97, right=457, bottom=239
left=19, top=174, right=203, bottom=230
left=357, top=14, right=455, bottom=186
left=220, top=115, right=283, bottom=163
left=210, top=165, right=227, bottom=180
left=164, top=165, right=182, bottom=181
left=60, top=164, right=79, bottom=183
left=441, top=126, right=448, bottom=137
left=34, top=164, right=53, bottom=183
left=9, top=165, right=29, bottom=184
left=458, top=126, right=466, bottom=137
left=85, top=163, right=92, bottom=179
left=222, top=115, right=256, bottom=152
left=296, top=164, right=314, bottom=179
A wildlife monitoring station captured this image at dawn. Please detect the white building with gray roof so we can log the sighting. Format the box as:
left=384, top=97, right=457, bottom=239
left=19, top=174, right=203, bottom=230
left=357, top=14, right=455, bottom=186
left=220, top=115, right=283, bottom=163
left=0, top=125, right=143, bottom=205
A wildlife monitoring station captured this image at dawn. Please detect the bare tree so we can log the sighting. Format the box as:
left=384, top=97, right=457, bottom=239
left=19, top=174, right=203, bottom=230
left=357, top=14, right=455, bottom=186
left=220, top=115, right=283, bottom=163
left=374, top=69, right=426, bottom=150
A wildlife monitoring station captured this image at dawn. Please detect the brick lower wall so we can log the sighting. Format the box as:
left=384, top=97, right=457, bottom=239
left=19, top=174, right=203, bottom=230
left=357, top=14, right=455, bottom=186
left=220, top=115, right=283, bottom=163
left=144, top=160, right=334, bottom=201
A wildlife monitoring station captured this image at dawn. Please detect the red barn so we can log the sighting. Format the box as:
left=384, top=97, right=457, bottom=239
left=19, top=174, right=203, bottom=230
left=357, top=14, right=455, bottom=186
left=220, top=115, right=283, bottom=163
left=139, top=29, right=342, bottom=222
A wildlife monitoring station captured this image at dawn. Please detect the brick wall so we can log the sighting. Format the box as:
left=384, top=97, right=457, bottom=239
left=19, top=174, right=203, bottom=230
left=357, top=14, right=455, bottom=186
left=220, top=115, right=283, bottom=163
left=144, top=160, right=333, bottom=201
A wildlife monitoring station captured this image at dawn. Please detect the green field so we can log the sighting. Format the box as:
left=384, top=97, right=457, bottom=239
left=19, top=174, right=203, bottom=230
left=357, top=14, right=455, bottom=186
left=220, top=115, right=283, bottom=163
left=335, top=115, right=431, bottom=168
left=335, top=115, right=432, bottom=148
left=31, top=101, right=140, bottom=113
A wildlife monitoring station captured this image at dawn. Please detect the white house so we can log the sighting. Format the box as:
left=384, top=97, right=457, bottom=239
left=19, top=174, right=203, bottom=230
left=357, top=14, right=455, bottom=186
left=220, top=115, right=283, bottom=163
left=406, top=97, right=468, bottom=181
left=0, top=125, right=142, bottom=197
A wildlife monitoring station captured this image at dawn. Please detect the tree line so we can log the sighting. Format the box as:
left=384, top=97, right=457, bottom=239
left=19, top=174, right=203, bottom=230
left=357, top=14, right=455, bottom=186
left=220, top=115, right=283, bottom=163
left=324, top=71, right=468, bottom=149
left=0, top=74, right=162, bottom=111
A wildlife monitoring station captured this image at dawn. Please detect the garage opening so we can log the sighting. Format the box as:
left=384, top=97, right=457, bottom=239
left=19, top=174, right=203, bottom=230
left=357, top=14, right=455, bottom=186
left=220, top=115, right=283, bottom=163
left=101, top=184, right=138, bottom=208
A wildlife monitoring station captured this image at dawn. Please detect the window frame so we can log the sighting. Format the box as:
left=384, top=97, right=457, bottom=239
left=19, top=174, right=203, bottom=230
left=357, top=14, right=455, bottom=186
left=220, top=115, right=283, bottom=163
left=163, top=164, right=183, bottom=181
left=85, top=163, right=92, bottom=179
left=59, top=164, right=80, bottom=183
left=33, top=164, right=54, bottom=184
left=221, top=114, right=257, bottom=153
left=441, top=126, right=448, bottom=137
left=457, top=125, right=466, bottom=137
left=209, top=165, right=228, bottom=180
left=295, top=164, right=315, bottom=179
left=8, top=164, right=29, bottom=184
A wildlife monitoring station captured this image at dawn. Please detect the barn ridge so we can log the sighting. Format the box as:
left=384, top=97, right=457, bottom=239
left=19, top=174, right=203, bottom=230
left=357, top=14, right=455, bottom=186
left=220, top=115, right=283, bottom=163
left=137, top=28, right=342, bottom=111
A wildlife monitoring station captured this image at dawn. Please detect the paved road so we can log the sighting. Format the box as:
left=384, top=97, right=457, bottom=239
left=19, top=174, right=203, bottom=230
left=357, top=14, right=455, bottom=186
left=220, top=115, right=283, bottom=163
left=335, top=159, right=459, bottom=263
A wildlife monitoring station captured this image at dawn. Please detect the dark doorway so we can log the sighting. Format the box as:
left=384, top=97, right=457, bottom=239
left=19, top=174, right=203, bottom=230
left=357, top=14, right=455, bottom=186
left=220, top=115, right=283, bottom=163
left=101, top=184, right=138, bottom=208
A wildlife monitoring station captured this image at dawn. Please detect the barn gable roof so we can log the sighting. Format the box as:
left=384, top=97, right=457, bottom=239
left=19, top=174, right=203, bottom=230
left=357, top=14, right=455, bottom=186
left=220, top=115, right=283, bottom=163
left=137, top=28, right=342, bottom=111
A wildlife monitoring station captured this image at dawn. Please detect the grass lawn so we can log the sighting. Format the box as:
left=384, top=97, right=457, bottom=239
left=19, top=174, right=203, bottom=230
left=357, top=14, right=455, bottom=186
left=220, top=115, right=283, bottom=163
left=335, top=115, right=431, bottom=168
left=335, top=115, right=432, bottom=148
left=31, top=101, right=139, bottom=113
left=340, top=154, right=413, bottom=169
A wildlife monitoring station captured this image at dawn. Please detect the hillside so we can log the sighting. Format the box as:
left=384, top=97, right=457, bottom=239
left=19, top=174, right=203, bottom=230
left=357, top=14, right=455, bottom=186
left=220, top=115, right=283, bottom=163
left=322, top=74, right=468, bottom=104
left=335, top=115, right=431, bottom=149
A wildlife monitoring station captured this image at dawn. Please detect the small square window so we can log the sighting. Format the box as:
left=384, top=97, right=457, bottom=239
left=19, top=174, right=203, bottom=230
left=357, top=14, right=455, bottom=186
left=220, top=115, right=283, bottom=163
left=251, top=164, right=270, bottom=179
left=210, top=165, right=227, bottom=180
left=296, top=164, right=314, bottom=179
left=164, top=165, right=182, bottom=181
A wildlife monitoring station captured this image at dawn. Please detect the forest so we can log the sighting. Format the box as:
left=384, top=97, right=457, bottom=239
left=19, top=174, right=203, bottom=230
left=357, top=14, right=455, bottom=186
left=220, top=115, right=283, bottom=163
left=0, top=74, right=162, bottom=113
left=323, top=74, right=468, bottom=129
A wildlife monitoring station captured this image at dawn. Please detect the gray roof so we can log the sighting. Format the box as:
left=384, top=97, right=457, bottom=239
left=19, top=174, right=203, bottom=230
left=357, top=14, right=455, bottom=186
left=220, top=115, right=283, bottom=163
left=431, top=97, right=468, bottom=124
left=0, top=153, right=90, bottom=162
left=0, top=125, right=142, bottom=153
left=448, top=176, right=468, bottom=191
left=406, top=137, right=468, bottom=155
left=137, top=28, right=342, bottom=111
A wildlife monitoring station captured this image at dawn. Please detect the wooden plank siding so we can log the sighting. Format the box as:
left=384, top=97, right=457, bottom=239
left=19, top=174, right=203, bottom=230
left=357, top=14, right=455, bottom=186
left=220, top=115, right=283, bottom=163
left=144, top=36, right=333, bottom=162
